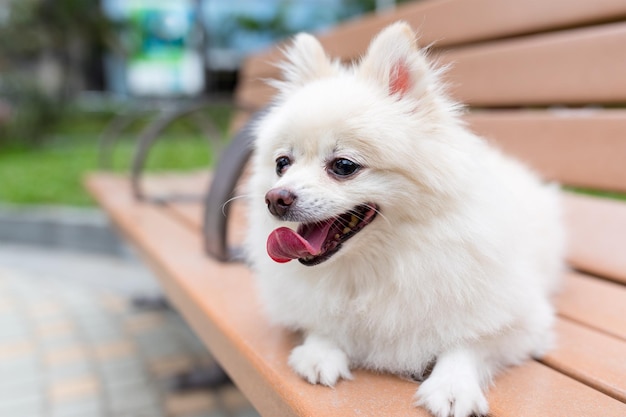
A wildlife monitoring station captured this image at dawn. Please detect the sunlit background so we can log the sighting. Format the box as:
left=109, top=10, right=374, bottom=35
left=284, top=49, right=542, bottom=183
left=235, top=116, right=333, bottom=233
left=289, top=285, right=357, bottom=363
left=0, top=2, right=402, bottom=417
left=0, top=0, right=405, bottom=206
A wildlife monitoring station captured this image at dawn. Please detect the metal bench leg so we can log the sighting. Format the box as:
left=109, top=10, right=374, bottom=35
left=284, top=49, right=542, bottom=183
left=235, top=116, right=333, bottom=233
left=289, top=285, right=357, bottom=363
left=130, top=102, right=218, bottom=203
left=203, top=108, right=269, bottom=262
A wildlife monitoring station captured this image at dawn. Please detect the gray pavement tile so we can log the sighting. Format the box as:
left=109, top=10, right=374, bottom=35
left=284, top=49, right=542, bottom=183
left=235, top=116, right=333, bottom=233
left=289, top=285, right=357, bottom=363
left=82, top=323, right=126, bottom=344
left=31, top=314, right=73, bottom=329
left=0, top=356, right=42, bottom=386
left=38, top=332, right=81, bottom=351
left=99, top=358, right=147, bottom=387
left=0, top=394, right=44, bottom=416
left=49, top=397, right=104, bottom=417
left=116, top=406, right=165, bottom=417
left=0, top=244, right=160, bottom=295
left=0, top=244, right=255, bottom=417
left=57, top=290, right=100, bottom=308
left=185, top=412, right=229, bottom=417
left=45, top=362, right=95, bottom=383
left=133, top=331, right=186, bottom=360
left=96, top=354, right=141, bottom=370
left=0, top=379, right=42, bottom=403
left=0, top=372, right=43, bottom=389
left=169, top=321, right=211, bottom=357
left=51, top=409, right=103, bottom=417
left=73, top=310, right=117, bottom=327
left=235, top=409, right=262, bottom=417
left=106, top=380, right=160, bottom=414
left=0, top=315, right=29, bottom=339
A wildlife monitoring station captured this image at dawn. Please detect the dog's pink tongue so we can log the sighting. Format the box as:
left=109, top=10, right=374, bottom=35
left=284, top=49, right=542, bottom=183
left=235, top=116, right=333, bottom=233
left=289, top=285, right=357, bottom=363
left=267, top=222, right=332, bottom=263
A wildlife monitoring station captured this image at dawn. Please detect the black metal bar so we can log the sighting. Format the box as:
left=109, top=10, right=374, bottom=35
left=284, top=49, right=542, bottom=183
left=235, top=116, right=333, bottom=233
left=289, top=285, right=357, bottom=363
left=130, top=101, right=217, bottom=202
left=203, top=109, right=268, bottom=262
left=98, top=112, right=146, bottom=169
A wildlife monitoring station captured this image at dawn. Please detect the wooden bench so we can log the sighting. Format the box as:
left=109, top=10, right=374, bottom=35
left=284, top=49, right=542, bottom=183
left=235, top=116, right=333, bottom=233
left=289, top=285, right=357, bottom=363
left=86, top=0, right=626, bottom=415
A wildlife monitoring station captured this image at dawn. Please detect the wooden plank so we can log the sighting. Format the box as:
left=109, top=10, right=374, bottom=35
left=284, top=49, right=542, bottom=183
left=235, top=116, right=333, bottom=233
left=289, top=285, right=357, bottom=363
left=142, top=171, right=626, bottom=298
left=440, top=22, right=626, bottom=106
left=145, top=173, right=626, bottom=309
left=465, top=110, right=626, bottom=194
left=229, top=109, right=255, bottom=135
left=563, top=193, right=626, bottom=284
left=162, top=184, right=626, bottom=286
left=235, top=81, right=276, bottom=114
left=84, top=173, right=430, bottom=417
left=86, top=173, right=626, bottom=417
left=141, top=172, right=210, bottom=231
left=556, top=272, right=626, bottom=341
left=137, top=170, right=209, bottom=202
left=143, top=171, right=249, bottom=247
left=542, top=318, right=626, bottom=402
left=161, top=190, right=626, bottom=344
left=241, top=0, right=626, bottom=80
left=233, top=107, right=626, bottom=194
left=163, top=200, right=247, bottom=249
left=237, top=23, right=626, bottom=111
left=487, top=361, right=626, bottom=417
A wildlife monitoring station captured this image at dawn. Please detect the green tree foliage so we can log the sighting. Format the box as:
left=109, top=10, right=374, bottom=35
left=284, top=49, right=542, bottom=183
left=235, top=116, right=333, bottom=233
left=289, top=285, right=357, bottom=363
left=0, top=0, right=124, bottom=146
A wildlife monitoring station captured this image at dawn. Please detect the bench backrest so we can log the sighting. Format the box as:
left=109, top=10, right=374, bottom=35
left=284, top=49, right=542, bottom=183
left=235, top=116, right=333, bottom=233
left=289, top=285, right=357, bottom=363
left=232, top=0, right=626, bottom=193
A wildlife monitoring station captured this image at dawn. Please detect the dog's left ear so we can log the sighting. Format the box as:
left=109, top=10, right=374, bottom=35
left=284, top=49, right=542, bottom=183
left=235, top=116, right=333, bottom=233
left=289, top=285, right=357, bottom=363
left=359, top=22, right=440, bottom=101
left=273, top=33, right=335, bottom=95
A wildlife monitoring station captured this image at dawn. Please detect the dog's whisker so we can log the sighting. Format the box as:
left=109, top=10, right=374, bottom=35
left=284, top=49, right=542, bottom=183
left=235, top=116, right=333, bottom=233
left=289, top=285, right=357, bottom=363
left=363, top=204, right=391, bottom=226
left=220, top=194, right=253, bottom=217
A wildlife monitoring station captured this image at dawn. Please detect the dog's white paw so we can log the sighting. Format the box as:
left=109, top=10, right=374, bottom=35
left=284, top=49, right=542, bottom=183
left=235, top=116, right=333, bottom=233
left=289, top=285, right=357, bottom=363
left=415, top=373, right=489, bottom=417
left=288, top=336, right=352, bottom=386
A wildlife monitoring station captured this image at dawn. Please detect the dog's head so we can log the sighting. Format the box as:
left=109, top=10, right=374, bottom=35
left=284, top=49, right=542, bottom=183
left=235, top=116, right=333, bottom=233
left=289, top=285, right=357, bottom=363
left=250, top=22, right=462, bottom=266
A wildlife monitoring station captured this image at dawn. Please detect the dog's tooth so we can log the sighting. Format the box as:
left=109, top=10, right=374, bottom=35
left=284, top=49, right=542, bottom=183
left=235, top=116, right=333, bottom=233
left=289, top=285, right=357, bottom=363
left=334, top=234, right=340, bottom=240
left=349, top=215, right=358, bottom=228
left=343, top=227, right=351, bottom=235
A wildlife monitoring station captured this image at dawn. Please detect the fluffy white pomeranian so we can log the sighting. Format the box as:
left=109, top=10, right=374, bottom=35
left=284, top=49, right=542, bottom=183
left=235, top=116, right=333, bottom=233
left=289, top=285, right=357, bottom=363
left=245, top=22, right=564, bottom=417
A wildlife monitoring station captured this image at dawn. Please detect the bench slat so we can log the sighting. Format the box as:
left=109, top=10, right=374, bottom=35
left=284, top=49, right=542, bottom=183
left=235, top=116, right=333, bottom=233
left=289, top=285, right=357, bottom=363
left=557, top=272, right=626, bottom=341
left=241, top=0, right=626, bottom=81
left=237, top=22, right=626, bottom=110
left=440, top=22, right=626, bottom=106
left=146, top=172, right=626, bottom=290
left=231, top=109, right=626, bottom=194
left=86, top=173, right=626, bottom=417
left=466, top=110, right=626, bottom=194
left=488, top=361, right=626, bottom=417
left=234, top=81, right=275, bottom=114
left=563, top=193, right=626, bottom=283
left=141, top=174, right=626, bottom=339
left=543, top=318, right=626, bottom=402
left=142, top=172, right=249, bottom=247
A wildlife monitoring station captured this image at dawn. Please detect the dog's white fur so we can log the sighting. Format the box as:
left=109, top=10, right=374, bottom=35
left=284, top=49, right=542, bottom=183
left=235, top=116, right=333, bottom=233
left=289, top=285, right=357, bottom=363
left=245, top=22, right=565, bottom=417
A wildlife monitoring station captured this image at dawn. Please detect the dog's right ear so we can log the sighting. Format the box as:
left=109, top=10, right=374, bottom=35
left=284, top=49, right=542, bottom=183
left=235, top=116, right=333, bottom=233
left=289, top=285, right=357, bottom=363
left=359, top=22, right=443, bottom=102
left=271, top=34, right=335, bottom=95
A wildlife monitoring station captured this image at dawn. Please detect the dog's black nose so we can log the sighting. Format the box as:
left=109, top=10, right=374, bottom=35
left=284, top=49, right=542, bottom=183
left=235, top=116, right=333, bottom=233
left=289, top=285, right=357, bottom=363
left=265, top=188, right=296, bottom=218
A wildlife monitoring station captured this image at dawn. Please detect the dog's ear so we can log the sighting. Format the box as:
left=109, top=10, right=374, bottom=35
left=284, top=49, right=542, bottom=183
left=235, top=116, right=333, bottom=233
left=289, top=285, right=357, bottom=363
left=359, top=22, right=440, bottom=100
left=273, top=33, right=335, bottom=94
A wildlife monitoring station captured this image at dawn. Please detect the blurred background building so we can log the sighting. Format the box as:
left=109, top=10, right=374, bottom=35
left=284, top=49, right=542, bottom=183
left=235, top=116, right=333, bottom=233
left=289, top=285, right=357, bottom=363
left=0, top=0, right=406, bottom=147
left=101, top=0, right=390, bottom=97
left=0, top=0, right=398, bottom=101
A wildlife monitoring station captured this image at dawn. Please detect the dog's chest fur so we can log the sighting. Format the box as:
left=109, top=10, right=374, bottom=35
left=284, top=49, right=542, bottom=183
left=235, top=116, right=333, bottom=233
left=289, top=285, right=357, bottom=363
left=254, top=233, right=516, bottom=375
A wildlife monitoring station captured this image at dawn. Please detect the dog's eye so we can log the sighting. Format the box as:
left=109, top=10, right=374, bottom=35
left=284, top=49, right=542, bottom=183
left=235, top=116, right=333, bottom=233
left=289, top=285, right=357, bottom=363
left=275, top=156, right=291, bottom=176
left=330, top=158, right=360, bottom=178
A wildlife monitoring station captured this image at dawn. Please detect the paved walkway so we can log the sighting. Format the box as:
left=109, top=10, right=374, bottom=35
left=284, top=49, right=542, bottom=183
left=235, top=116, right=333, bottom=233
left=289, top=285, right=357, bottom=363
left=0, top=244, right=260, bottom=417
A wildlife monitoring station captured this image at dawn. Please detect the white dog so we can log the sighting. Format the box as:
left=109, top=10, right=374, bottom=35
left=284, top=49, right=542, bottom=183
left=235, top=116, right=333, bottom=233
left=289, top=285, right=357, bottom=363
left=245, top=22, right=564, bottom=417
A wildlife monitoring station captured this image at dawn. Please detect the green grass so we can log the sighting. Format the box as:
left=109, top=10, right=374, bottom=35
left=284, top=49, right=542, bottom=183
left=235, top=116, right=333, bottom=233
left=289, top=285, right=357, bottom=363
left=565, top=187, right=626, bottom=202
left=3, top=103, right=625, bottom=207
left=0, top=105, right=232, bottom=206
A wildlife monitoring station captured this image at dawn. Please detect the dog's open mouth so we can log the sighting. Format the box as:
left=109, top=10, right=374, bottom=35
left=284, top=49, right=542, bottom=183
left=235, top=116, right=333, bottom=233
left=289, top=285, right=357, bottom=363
left=267, top=204, right=378, bottom=266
